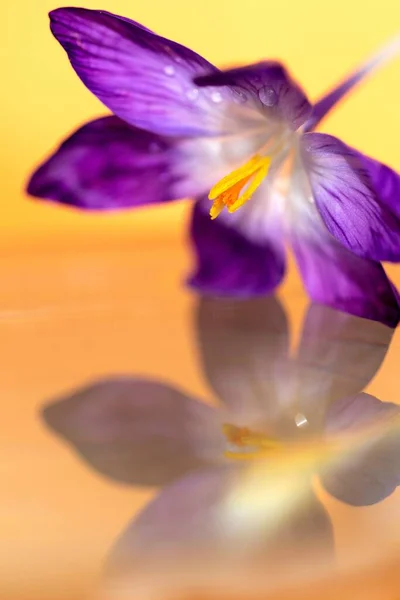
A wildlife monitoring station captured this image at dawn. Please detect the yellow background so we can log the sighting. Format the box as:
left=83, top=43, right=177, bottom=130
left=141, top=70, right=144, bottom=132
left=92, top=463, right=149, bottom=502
left=2, top=1, right=400, bottom=599
left=2, top=0, right=400, bottom=248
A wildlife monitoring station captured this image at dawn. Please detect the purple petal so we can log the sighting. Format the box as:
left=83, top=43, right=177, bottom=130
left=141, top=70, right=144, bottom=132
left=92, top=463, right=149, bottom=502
left=296, top=304, right=392, bottom=405
left=290, top=211, right=400, bottom=328
left=188, top=198, right=286, bottom=297
left=321, top=393, right=400, bottom=506
left=195, top=295, right=294, bottom=431
left=195, top=61, right=312, bottom=130
left=305, top=36, right=400, bottom=132
left=49, top=8, right=222, bottom=136
left=27, top=117, right=189, bottom=209
left=301, top=133, right=400, bottom=262
left=356, top=152, right=400, bottom=218
left=42, top=377, right=222, bottom=486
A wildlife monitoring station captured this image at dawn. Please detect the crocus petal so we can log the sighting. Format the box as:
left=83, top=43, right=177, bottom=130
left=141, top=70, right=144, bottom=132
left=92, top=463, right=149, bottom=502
left=188, top=197, right=286, bottom=297
left=305, top=36, right=400, bottom=132
left=294, top=304, right=393, bottom=415
left=106, top=467, right=238, bottom=571
left=355, top=151, right=400, bottom=218
left=301, top=133, right=400, bottom=262
left=290, top=216, right=400, bottom=328
left=27, top=117, right=192, bottom=209
left=42, top=377, right=222, bottom=486
left=194, top=294, right=294, bottom=431
left=195, top=61, right=312, bottom=131
left=49, top=8, right=224, bottom=136
left=321, top=393, right=400, bottom=506
left=106, top=468, right=332, bottom=576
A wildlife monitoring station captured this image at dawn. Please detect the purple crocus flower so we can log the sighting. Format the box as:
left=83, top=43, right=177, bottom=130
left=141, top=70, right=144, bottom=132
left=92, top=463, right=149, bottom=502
left=27, top=8, right=400, bottom=326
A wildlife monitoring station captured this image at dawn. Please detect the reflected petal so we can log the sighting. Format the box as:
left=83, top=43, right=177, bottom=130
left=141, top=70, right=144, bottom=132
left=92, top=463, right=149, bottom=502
left=322, top=393, right=400, bottom=505
left=195, top=295, right=290, bottom=423
left=42, top=378, right=222, bottom=486
left=105, top=467, right=333, bottom=576
left=290, top=305, right=393, bottom=430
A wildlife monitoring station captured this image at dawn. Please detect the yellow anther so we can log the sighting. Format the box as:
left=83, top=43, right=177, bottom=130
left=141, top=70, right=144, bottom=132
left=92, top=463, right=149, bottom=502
left=223, top=423, right=282, bottom=461
left=209, top=155, right=271, bottom=219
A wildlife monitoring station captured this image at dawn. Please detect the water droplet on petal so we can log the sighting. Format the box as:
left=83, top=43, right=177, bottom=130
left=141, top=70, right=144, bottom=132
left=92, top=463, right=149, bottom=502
left=186, top=88, right=199, bottom=101
left=295, top=413, right=308, bottom=428
left=232, top=87, right=247, bottom=104
left=259, top=86, right=278, bottom=107
left=164, top=65, right=175, bottom=76
left=211, top=91, right=223, bottom=103
left=149, top=141, right=162, bottom=153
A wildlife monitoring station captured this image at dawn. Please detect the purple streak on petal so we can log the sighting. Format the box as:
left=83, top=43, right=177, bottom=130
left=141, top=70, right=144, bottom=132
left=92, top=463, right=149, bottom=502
left=355, top=151, right=400, bottom=218
left=42, top=377, right=222, bottom=486
left=321, top=393, right=400, bottom=506
left=49, top=8, right=222, bottom=136
left=290, top=203, right=400, bottom=327
left=188, top=199, right=286, bottom=297
left=305, top=36, right=400, bottom=132
left=27, top=117, right=194, bottom=209
left=195, top=61, right=312, bottom=130
left=301, top=133, right=400, bottom=262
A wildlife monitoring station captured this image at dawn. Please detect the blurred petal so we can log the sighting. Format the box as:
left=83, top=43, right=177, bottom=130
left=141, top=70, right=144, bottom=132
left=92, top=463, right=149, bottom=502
left=195, top=294, right=293, bottom=429
left=321, top=393, right=400, bottom=505
left=301, top=133, right=400, bottom=262
left=107, top=468, right=236, bottom=570
left=106, top=468, right=332, bottom=575
left=49, top=8, right=225, bottom=136
left=292, top=304, right=393, bottom=425
left=305, top=36, right=400, bottom=131
left=27, top=117, right=191, bottom=209
left=195, top=62, right=312, bottom=130
left=188, top=198, right=286, bottom=297
left=42, top=378, right=222, bottom=486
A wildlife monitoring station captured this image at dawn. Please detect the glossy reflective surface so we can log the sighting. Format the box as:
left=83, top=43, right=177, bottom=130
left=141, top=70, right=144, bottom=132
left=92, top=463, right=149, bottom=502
left=1, top=234, right=400, bottom=600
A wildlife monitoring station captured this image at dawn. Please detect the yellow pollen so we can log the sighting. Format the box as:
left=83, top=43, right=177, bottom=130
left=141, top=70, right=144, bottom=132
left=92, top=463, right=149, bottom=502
left=209, top=154, right=272, bottom=219
left=223, top=423, right=282, bottom=461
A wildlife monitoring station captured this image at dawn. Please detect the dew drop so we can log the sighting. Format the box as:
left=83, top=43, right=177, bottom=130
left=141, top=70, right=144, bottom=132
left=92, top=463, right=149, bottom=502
left=186, top=88, right=199, bottom=101
left=259, top=86, right=278, bottom=107
left=149, top=141, right=162, bottom=153
left=164, top=65, right=175, bottom=76
left=211, top=91, right=223, bottom=103
left=232, top=87, right=247, bottom=104
left=295, top=413, right=308, bottom=428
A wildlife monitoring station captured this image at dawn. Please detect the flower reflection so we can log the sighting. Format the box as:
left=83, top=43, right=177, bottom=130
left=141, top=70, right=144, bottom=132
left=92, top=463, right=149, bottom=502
left=42, top=298, right=400, bottom=587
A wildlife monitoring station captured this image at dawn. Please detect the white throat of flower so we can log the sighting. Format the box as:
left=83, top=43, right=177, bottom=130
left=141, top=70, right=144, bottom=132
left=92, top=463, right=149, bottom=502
left=208, top=124, right=297, bottom=220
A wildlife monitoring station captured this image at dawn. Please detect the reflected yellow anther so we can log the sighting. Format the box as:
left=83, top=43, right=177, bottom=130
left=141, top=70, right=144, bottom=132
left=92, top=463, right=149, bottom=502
left=223, top=423, right=282, bottom=461
left=209, top=155, right=272, bottom=219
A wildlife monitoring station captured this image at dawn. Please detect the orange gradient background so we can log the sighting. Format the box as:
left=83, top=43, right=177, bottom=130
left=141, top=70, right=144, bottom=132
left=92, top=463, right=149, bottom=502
left=2, top=1, right=400, bottom=599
